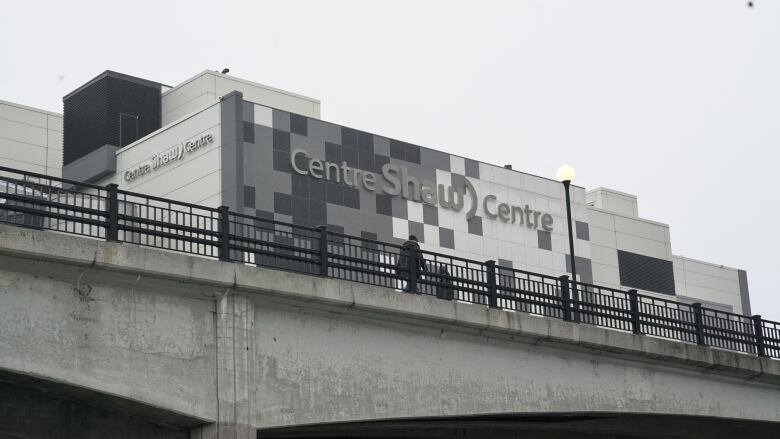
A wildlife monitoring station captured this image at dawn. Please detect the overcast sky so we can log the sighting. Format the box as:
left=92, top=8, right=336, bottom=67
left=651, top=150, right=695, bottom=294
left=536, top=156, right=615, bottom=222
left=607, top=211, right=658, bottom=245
left=2, top=0, right=778, bottom=320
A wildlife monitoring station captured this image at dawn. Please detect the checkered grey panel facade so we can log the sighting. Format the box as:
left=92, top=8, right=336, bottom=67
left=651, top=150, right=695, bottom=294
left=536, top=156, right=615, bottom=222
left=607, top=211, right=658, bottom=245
left=224, top=97, right=592, bottom=281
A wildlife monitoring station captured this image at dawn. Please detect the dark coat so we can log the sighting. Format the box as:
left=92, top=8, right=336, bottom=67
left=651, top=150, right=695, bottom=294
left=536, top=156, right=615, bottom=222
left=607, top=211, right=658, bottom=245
left=396, top=239, right=427, bottom=274
left=436, top=265, right=454, bottom=300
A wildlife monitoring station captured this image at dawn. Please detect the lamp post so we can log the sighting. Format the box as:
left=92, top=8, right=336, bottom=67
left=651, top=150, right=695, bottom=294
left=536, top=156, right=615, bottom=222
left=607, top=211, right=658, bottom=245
left=556, top=165, right=577, bottom=287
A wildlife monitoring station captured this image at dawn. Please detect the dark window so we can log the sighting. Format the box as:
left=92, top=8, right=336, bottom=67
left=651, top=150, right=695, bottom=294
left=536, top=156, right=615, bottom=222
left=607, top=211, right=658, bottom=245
left=404, top=143, right=421, bottom=164
left=341, top=127, right=358, bottom=148
left=290, top=114, right=308, bottom=135
left=376, top=194, right=392, bottom=216
left=467, top=216, right=482, bottom=236
left=537, top=230, right=552, bottom=251
left=309, top=200, right=327, bottom=224
left=617, top=250, right=676, bottom=295
left=273, top=129, right=290, bottom=152
left=325, top=142, right=341, bottom=163
left=343, top=187, right=360, bottom=209
left=291, top=174, right=309, bottom=197
left=243, top=185, right=255, bottom=208
left=576, top=221, right=590, bottom=240
left=423, top=204, right=438, bottom=225
left=389, top=139, right=404, bottom=159
left=439, top=228, right=455, bottom=249
left=243, top=121, right=255, bottom=143
left=465, top=159, right=480, bottom=178
left=357, top=131, right=374, bottom=152
left=273, top=192, right=291, bottom=215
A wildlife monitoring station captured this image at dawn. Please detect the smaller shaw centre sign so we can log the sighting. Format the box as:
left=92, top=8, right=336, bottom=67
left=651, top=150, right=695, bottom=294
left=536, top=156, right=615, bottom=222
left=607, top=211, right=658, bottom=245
left=291, top=149, right=555, bottom=231
left=124, top=133, right=214, bottom=182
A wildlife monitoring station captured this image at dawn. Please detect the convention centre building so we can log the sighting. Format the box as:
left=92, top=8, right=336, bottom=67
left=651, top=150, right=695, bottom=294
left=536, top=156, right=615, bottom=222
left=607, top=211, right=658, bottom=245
left=0, top=69, right=752, bottom=315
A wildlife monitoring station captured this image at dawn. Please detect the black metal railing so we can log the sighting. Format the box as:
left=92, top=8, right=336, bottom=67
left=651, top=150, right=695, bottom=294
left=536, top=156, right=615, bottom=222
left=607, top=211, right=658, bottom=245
left=1, top=164, right=778, bottom=360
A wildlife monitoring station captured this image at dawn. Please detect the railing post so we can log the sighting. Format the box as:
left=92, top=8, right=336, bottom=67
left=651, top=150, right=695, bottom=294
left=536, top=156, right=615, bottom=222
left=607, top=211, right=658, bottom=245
left=570, top=278, right=581, bottom=323
left=218, top=206, right=230, bottom=262
left=486, top=260, right=497, bottom=308
left=752, top=315, right=767, bottom=357
left=407, top=247, right=418, bottom=293
left=105, top=183, right=119, bottom=242
left=558, top=275, right=572, bottom=322
left=316, top=225, right=329, bottom=276
left=692, top=303, right=707, bottom=346
left=628, top=289, right=642, bottom=334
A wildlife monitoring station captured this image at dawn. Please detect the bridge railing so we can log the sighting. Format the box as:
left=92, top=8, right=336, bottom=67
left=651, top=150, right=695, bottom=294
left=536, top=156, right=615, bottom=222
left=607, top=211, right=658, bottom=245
left=1, top=164, right=778, bottom=360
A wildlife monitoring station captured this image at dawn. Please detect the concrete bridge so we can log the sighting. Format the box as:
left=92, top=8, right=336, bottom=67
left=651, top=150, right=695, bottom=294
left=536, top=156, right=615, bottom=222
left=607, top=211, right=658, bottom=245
left=0, top=223, right=779, bottom=438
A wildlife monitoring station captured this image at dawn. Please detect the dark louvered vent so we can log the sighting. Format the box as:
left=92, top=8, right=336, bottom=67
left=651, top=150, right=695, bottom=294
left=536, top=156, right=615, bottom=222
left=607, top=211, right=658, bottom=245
left=617, top=250, right=676, bottom=295
left=63, top=71, right=161, bottom=165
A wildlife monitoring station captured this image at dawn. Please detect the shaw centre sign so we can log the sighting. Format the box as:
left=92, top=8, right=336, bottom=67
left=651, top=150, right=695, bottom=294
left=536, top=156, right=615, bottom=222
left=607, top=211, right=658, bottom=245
left=124, top=133, right=214, bottom=182
left=290, top=149, right=554, bottom=231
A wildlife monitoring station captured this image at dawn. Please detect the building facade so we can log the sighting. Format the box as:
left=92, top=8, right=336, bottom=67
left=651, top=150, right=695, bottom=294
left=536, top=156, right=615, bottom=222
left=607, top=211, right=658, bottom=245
left=0, top=99, right=63, bottom=178
left=0, top=69, right=751, bottom=315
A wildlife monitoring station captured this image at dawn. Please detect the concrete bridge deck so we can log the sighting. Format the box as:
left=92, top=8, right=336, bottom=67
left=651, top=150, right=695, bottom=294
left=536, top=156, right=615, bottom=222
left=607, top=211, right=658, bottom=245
left=0, top=224, right=778, bottom=438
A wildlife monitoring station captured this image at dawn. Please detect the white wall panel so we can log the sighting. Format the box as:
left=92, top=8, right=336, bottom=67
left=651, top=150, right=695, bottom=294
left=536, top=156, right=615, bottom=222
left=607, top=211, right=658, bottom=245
left=449, top=156, right=465, bottom=175
left=683, top=271, right=740, bottom=293
left=587, top=208, right=615, bottom=230
left=0, top=118, right=47, bottom=145
left=592, top=262, right=621, bottom=287
left=423, top=224, right=439, bottom=247
left=677, top=257, right=740, bottom=281
left=682, top=285, right=740, bottom=309
left=0, top=102, right=47, bottom=127
left=0, top=157, right=45, bottom=175
left=253, top=105, right=272, bottom=127
left=0, top=139, right=46, bottom=164
left=47, top=115, right=63, bottom=132
left=477, top=163, right=494, bottom=182
left=46, top=130, right=62, bottom=150
left=45, top=147, right=62, bottom=166
left=215, top=76, right=319, bottom=118
left=162, top=170, right=221, bottom=206
left=162, top=71, right=319, bottom=125
left=672, top=256, right=745, bottom=313
left=613, top=215, right=667, bottom=242
left=163, top=94, right=217, bottom=125
left=590, top=243, right=619, bottom=268
left=392, top=217, right=407, bottom=239
left=589, top=226, right=617, bottom=247
left=615, top=232, right=669, bottom=259
left=0, top=101, right=62, bottom=178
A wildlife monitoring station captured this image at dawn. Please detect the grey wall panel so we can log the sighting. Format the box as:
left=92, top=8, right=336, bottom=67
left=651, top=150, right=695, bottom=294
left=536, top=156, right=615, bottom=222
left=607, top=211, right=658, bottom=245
left=738, top=269, right=752, bottom=316
left=219, top=91, right=244, bottom=210
left=61, top=144, right=119, bottom=183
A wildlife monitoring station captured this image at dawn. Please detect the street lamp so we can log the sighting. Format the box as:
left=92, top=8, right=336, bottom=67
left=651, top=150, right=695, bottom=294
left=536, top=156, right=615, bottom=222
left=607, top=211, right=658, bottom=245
left=556, top=165, right=577, bottom=286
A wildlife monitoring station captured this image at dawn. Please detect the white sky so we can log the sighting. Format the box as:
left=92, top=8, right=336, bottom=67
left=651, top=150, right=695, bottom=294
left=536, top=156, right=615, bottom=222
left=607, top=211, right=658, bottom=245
left=2, top=0, right=778, bottom=320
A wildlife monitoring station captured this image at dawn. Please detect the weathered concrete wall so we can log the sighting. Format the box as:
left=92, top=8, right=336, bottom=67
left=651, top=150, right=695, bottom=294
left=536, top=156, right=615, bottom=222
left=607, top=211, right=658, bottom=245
left=0, top=224, right=779, bottom=435
left=254, top=301, right=780, bottom=427
left=0, top=381, right=188, bottom=439
left=0, top=230, right=219, bottom=425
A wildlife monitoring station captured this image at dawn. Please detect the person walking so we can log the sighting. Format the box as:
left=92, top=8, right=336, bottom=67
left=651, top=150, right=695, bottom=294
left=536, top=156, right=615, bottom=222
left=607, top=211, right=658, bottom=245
left=396, top=235, right=427, bottom=292
left=436, top=265, right=454, bottom=300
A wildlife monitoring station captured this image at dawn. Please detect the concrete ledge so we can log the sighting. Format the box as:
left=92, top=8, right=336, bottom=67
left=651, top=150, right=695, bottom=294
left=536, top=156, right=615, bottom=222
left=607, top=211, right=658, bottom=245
left=1, top=224, right=778, bottom=385
left=61, top=144, right=119, bottom=183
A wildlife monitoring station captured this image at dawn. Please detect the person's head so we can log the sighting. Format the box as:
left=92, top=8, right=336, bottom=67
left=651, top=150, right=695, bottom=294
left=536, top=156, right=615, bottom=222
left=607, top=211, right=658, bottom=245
left=408, top=235, right=418, bottom=242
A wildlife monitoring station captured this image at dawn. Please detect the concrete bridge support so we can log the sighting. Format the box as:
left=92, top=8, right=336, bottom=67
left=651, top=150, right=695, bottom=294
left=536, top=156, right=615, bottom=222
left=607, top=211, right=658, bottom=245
left=192, top=293, right=256, bottom=439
